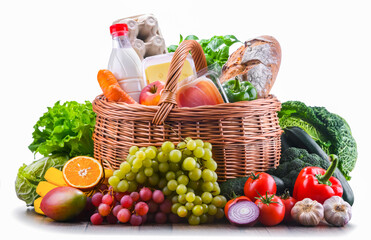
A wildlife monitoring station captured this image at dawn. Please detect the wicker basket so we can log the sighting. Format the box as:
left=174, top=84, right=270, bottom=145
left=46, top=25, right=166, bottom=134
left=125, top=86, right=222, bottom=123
left=92, top=40, right=282, bottom=181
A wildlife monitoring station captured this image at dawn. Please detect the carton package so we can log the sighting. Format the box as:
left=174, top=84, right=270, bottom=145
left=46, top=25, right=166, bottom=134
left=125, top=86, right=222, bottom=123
left=113, top=14, right=167, bottom=60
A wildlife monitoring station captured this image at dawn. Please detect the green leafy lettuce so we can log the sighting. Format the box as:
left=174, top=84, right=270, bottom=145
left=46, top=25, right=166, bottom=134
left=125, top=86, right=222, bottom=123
left=278, top=101, right=357, bottom=180
left=28, top=101, right=96, bottom=157
left=15, top=154, right=69, bottom=206
left=167, top=34, right=241, bottom=69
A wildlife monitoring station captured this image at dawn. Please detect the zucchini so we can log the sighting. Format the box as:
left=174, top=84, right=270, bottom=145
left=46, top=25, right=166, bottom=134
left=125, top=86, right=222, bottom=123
left=283, top=126, right=354, bottom=205
left=280, top=132, right=291, bottom=155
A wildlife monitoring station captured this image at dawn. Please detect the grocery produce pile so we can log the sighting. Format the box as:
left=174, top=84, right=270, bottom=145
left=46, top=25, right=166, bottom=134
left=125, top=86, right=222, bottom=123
left=15, top=14, right=357, bottom=229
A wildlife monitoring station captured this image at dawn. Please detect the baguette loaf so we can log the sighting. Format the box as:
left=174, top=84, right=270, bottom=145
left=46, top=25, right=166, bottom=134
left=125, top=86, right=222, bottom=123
left=220, top=35, right=281, bottom=98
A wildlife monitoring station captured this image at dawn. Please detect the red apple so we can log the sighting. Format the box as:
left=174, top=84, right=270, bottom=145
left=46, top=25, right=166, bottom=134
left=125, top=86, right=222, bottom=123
left=139, top=81, right=165, bottom=106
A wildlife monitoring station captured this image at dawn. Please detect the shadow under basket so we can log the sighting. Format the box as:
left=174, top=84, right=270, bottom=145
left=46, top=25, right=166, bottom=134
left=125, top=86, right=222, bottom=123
left=92, top=39, right=282, bottom=182
left=92, top=94, right=282, bottom=182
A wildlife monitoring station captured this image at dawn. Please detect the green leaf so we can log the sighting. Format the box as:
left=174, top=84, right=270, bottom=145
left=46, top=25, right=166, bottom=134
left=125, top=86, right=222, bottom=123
left=205, top=55, right=214, bottom=66
left=223, top=35, right=240, bottom=46
left=208, top=37, right=224, bottom=52
left=217, top=46, right=230, bottom=64
left=203, top=45, right=213, bottom=56
left=179, top=34, right=184, bottom=44
left=198, top=39, right=210, bottom=48
left=185, top=35, right=199, bottom=40
left=167, top=45, right=178, bottom=53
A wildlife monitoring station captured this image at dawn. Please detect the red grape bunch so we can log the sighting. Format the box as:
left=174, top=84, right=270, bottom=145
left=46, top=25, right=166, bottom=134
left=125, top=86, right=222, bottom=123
left=90, top=186, right=182, bottom=225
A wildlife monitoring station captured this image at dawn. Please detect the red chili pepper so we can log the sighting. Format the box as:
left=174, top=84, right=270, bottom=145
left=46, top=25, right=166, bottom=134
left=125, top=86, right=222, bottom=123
left=293, top=154, right=343, bottom=204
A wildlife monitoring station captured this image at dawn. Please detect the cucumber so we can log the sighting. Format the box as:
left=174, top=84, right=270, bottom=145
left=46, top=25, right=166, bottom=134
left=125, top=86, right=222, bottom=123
left=283, top=126, right=354, bottom=205
left=284, top=127, right=330, bottom=161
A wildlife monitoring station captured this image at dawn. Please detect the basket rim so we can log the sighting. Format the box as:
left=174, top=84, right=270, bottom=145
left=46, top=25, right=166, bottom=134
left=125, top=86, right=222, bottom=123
left=92, top=94, right=281, bottom=111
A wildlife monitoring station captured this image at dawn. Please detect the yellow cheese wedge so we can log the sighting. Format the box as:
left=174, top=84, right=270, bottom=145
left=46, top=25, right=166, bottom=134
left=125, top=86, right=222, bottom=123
left=33, top=197, right=44, bottom=215
left=36, top=181, right=58, bottom=197
left=145, top=61, right=194, bottom=84
left=44, top=167, right=68, bottom=186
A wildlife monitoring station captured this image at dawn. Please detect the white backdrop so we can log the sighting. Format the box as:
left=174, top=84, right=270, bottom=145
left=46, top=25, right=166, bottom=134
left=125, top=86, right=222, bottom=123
left=1, top=0, right=370, bottom=239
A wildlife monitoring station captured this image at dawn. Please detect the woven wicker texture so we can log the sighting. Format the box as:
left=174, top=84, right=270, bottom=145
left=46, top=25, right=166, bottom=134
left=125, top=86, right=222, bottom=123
left=92, top=40, right=282, bottom=181
left=153, top=40, right=207, bottom=125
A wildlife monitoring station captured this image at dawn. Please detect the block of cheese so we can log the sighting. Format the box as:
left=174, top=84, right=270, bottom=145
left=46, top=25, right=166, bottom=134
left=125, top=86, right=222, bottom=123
left=44, top=167, right=68, bottom=186
left=36, top=181, right=58, bottom=197
left=142, top=53, right=196, bottom=85
left=33, top=197, right=44, bottom=215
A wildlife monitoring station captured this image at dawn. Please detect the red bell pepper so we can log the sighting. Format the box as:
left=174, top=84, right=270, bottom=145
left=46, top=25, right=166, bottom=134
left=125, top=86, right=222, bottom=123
left=293, top=154, right=343, bottom=204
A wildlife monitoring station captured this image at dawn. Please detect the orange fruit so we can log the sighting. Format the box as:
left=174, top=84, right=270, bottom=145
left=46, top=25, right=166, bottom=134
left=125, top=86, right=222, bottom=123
left=62, top=156, right=103, bottom=190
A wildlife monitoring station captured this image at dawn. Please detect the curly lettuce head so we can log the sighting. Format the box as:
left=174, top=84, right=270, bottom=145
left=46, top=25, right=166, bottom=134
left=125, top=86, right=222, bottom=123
left=28, top=101, right=96, bottom=157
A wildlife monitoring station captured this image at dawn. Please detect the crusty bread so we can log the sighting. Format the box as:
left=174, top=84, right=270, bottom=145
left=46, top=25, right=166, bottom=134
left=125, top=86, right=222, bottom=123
left=220, top=35, right=281, bottom=98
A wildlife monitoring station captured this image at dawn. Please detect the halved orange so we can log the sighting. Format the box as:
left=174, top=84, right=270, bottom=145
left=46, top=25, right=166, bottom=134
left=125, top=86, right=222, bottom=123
left=62, top=156, right=103, bottom=190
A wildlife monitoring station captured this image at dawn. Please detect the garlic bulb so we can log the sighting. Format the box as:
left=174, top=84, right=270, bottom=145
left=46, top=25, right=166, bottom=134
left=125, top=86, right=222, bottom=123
left=291, top=198, right=324, bottom=226
left=323, top=196, right=352, bottom=227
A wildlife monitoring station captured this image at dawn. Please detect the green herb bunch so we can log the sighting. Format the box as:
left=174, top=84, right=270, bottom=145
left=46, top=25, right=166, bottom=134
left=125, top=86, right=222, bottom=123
left=168, top=34, right=241, bottom=69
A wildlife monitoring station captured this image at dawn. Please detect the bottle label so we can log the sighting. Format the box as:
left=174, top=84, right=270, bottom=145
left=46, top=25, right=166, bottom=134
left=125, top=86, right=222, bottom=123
left=117, top=77, right=143, bottom=94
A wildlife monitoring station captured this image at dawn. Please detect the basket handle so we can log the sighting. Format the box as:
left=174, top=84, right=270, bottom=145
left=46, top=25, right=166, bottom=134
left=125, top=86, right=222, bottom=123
left=152, top=40, right=207, bottom=125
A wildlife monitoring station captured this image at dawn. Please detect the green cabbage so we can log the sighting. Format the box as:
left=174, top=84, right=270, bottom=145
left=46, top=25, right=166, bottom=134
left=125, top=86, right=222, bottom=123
left=28, top=101, right=96, bottom=157
left=278, top=101, right=357, bottom=180
left=15, top=154, right=69, bottom=206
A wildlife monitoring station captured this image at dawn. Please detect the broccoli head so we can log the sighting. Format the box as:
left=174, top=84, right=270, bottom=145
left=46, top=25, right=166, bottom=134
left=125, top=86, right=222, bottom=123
left=267, top=147, right=330, bottom=193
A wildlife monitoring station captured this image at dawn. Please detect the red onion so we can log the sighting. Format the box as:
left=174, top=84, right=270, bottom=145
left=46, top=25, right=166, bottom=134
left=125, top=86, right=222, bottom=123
left=227, top=201, right=260, bottom=226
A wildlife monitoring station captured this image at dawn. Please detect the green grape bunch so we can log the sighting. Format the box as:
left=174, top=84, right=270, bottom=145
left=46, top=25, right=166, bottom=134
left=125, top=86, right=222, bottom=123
left=107, top=138, right=227, bottom=225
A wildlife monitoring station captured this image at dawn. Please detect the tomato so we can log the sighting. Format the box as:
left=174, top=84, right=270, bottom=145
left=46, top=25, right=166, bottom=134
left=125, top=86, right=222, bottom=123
left=280, top=195, right=297, bottom=222
left=255, top=194, right=285, bottom=226
left=224, top=196, right=251, bottom=219
left=244, top=172, right=276, bottom=200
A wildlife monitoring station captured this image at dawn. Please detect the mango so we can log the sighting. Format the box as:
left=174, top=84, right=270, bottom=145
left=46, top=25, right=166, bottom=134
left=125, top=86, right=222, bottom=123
left=40, top=186, right=87, bottom=221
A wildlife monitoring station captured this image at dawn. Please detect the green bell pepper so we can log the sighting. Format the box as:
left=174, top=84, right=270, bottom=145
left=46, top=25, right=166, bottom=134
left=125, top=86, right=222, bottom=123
left=222, top=78, right=258, bottom=103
